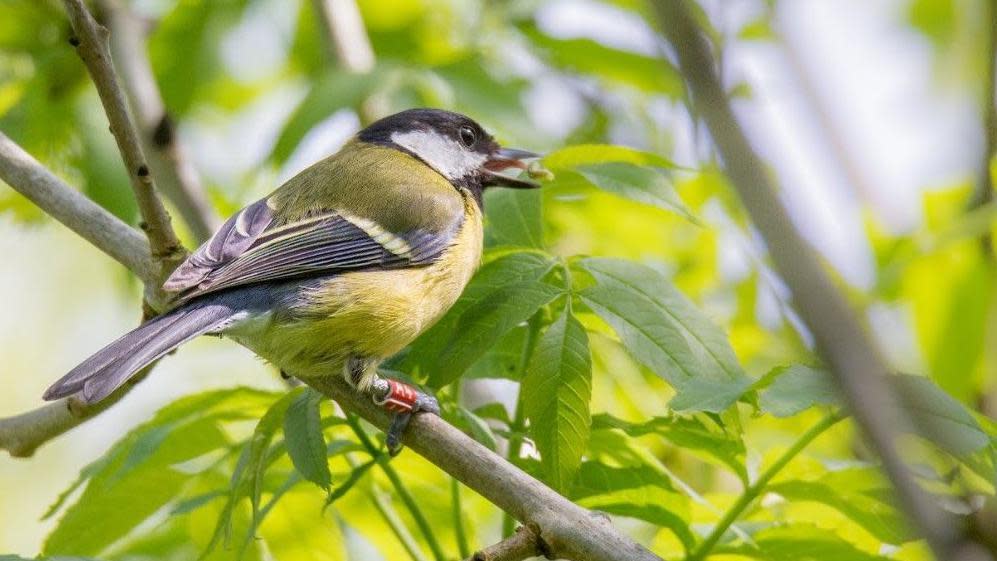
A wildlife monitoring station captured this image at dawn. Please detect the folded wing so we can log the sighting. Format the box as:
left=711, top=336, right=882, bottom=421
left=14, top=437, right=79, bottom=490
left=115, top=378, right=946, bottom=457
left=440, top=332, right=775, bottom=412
left=164, top=197, right=462, bottom=302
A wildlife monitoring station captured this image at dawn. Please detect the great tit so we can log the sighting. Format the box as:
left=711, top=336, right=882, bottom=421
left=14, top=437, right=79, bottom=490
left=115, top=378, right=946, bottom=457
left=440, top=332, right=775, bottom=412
left=43, top=108, right=541, bottom=450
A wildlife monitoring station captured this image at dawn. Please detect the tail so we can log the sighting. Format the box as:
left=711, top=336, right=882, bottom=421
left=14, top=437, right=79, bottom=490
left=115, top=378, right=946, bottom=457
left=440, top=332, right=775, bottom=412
left=43, top=301, right=237, bottom=404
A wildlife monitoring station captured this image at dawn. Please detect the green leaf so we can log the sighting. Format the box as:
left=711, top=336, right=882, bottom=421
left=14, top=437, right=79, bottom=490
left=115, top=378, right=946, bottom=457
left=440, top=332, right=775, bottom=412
left=759, top=368, right=988, bottom=457
left=715, top=524, right=890, bottom=561
left=403, top=252, right=556, bottom=378
left=246, top=389, right=301, bottom=518
left=43, top=389, right=277, bottom=556
left=457, top=407, right=498, bottom=451
left=522, top=306, right=592, bottom=492
left=893, top=374, right=990, bottom=457
left=769, top=468, right=910, bottom=544
left=543, top=144, right=675, bottom=169
left=203, top=389, right=302, bottom=558
left=759, top=365, right=840, bottom=417
left=576, top=258, right=751, bottom=412
left=591, top=413, right=747, bottom=482
left=484, top=187, right=543, bottom=249
left=404, top=251, right=559, bottom=387
left=523, top=27, right=683, bottom=96
left=437, top=281, right=563, bottom=385
left=575, top=162, right=697, bottom=222
left=462, top=324, right=528, bottom=380
left=283, top=388, right=331, bottom=490
left=571, top=461, right=693, bottom=551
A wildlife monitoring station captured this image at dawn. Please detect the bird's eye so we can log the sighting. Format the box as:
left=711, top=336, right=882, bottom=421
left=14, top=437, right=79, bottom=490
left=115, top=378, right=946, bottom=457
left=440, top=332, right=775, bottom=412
left=458, top=126, right=476, bottom=148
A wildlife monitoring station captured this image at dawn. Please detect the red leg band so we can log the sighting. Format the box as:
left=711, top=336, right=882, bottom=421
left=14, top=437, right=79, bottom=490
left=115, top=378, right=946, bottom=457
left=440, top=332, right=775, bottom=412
left=377, top=379, right=418, bottom=413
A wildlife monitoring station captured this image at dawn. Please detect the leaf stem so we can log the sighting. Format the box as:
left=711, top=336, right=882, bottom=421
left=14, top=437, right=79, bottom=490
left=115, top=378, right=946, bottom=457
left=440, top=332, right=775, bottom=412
left=687, top=410, right=845, bottom=561
left=346, top=453, right=430, bottom=561
left=502, top=313, right=545, bottom=536
left=452, top=477, right=472, bottom=558
left=347, top=415, right=447, bottom=561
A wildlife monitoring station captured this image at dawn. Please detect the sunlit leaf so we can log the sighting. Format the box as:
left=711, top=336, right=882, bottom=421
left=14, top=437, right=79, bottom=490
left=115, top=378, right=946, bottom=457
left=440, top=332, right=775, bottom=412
left=576, top=257, right=751, bottom=411
left=571, top=461, right=693, bottom=551
left=769, top=468, right=910, bottom=544
left=575, top=162, right=697, bottom=222
left=894, top=374, right=990, bottom=457
left=523, top=26, right=683, bottom=96
left=591, top=413, right=747, bottom=482
left=714, top=524, right=890, bottom=561
left=484, top=187, right=543, bottom=249
left=401, top=251, right=558, bottom=386
left=283, top=388, right=331, bottom=490
left=759, top=365, right=840, bottom=418
left=522, top=306, right=592, bottom=492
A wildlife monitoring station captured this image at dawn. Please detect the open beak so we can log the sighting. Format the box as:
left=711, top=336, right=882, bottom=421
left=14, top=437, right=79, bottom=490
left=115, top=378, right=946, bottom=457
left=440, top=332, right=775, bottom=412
left=482, top=147, right=542, bottom=189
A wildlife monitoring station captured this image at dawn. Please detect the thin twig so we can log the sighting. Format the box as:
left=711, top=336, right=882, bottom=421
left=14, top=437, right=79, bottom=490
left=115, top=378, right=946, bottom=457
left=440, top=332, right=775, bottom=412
left=307, top=375, right=662, bottom=561
left=100, top=0, right=219, bottom=242
left=970, top=0, right=997, bottom=257
left=309, top=0, right=385, bottom=124
left=62, top=0, right=185, bottom=270
left=650, top=3, right=992, bottom=561
left=466, top=526, right=542, bottom=561
left=502, top=314, right=542, bottom=537
left=452, top=477, right=472, bottom=559
left=0, top=365, right=151, bottom=457
left=345, top=452, right=430, bottom=561
left=310, top=0, right=375, bottom=73
left=0, top=132, right=155, bottom=286
left=688, top=411, right=844, bottom=561
left=347, top=415, right=447, bottom=561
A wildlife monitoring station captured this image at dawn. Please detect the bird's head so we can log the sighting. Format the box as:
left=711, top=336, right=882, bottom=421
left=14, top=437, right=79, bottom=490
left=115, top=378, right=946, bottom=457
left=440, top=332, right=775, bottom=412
left=357, top=108, right=541, bottom=194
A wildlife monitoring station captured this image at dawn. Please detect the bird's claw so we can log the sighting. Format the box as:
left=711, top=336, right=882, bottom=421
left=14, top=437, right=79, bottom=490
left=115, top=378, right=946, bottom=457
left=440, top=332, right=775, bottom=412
left=372, top=379, right=439, bottom=455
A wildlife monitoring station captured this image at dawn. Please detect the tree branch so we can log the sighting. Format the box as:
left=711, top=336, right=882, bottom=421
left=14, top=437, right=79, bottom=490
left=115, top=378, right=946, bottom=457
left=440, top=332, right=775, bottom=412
left=309, top=0, right=385, bottom=124
left=650, top=2, right=991, bottom=560
left=62, top=0, right=185, bottom=271
left=0, top=367, right=149, bottom=458
left=306, top=375, right=660, bottom=561
left=0, top=132, right=156, bottom=286
left=310, top=0, right=375, bottom=73
left=465, top=526, right=542, bottom=561
left=1, top=0, right=194, bottom=458
left=100, top=0, right=219, bottom=243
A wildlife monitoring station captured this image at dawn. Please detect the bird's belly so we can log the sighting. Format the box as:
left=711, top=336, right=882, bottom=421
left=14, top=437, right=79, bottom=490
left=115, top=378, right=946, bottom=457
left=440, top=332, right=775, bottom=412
left=250, top=197, right=483, bottom=378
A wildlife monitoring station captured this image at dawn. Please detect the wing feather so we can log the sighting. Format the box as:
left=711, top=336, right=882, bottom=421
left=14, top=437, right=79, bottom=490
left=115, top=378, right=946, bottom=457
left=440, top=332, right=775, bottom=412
left=165, top=197, right=462, bottom=302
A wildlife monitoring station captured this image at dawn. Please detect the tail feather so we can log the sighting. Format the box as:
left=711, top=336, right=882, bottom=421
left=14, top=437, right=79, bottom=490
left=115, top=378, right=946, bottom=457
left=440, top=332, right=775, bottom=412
left=44, top=302, right=236, bottom=404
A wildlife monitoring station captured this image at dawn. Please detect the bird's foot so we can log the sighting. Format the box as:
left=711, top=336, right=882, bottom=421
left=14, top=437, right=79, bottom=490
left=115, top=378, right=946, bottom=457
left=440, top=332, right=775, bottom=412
left=371, top=378, right=439, bottom=455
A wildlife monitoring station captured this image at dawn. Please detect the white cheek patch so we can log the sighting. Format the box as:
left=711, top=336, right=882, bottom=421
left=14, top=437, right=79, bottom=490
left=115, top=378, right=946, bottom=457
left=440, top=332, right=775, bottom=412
left=390, top=129, right=486, bottom=181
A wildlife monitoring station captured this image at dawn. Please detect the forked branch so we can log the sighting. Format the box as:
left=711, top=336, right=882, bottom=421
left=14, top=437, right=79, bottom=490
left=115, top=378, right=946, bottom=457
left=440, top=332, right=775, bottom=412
left=101, top=0, right=219, bottom=242
left=62, top=0, right=185, bottom=272
left=651, top=2, right=992, bottom=560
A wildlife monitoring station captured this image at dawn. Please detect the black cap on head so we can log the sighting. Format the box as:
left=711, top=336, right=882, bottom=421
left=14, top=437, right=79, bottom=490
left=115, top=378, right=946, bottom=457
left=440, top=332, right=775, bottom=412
left=358, top=108, right=540, bottom=194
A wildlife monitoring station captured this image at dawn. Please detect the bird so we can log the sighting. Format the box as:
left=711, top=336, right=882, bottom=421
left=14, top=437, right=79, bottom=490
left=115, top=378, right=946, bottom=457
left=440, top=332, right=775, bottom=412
left=42, top=108, right=542, bottom=452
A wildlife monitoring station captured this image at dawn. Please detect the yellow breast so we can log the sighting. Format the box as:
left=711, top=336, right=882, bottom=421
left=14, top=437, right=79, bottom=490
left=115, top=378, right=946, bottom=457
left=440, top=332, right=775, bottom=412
left=259, top=189, right=483, bottom=376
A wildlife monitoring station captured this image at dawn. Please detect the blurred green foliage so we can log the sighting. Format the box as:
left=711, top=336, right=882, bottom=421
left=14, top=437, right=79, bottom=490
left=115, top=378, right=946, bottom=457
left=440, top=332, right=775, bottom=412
left=2, top=0, right=997, bottom=560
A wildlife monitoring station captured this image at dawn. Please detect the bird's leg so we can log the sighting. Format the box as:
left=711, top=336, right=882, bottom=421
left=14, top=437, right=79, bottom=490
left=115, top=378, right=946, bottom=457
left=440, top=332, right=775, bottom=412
left=345, top=357, right=439, bottom=455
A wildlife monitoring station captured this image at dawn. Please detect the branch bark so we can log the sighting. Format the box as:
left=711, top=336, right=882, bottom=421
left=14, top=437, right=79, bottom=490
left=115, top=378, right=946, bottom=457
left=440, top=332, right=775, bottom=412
left=101, top=0, right=219, bottom=243
left=0, top=0, right=197, bottom=458
left=307, top=376, right=660, bottom=561
left=0, top=367, right=149, bottom=458
left=650, top=2, right=991, bottom=561
left=310, top=0, right=375, bottom=73
left=465, top=526, right=542, bottom=561
left=63, top=0, right=185, bottom=272
left=310, top=0, right=385, bottom=124
left=0, top=132, right=156, bottom=286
